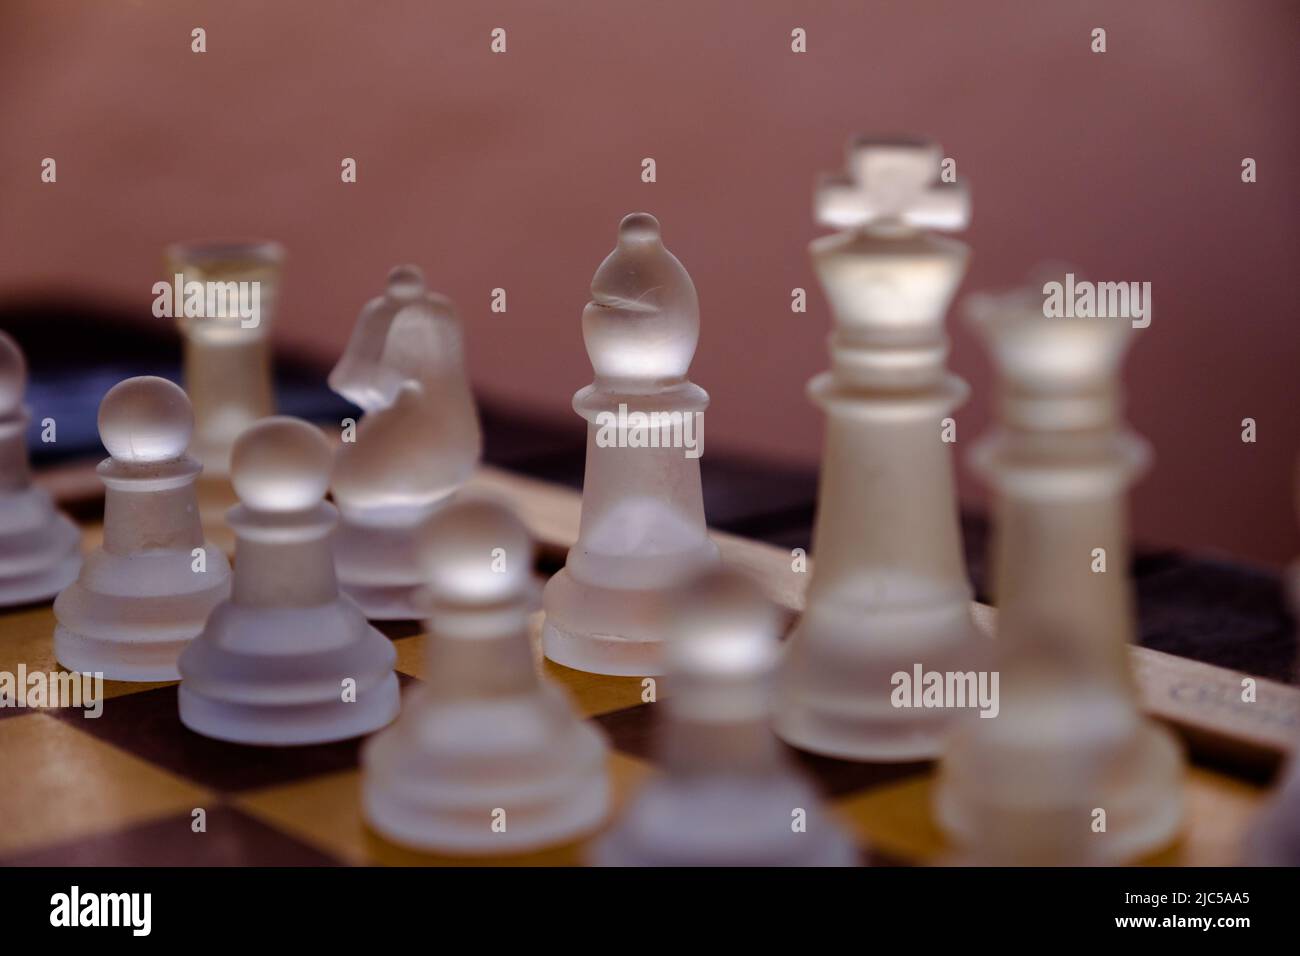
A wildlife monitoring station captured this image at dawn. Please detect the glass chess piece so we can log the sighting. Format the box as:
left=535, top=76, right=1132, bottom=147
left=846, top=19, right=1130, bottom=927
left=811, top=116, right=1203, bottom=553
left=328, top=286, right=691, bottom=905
left=178, top=416, right=400, bottom=744
left=0, top=331, right=81, bottom=606
left=593, top=567, right=858, bottom=866
left=541, top=212, right=718, bottom=676
left=362, top=496, right=609, bottom=854
left=775, top=138, right=984, bottom=760
left=53, top=376, right=231, bottom=680
left=933, top=273, right=1185, bottom=864
left=164, top=238, right=285, bottom=545
left=328, top=266, right=482, bottom=619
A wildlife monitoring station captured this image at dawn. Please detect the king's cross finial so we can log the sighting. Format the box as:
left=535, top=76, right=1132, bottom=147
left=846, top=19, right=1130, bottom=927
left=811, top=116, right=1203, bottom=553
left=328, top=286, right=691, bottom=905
left=815, top=137, right=970, bottom=232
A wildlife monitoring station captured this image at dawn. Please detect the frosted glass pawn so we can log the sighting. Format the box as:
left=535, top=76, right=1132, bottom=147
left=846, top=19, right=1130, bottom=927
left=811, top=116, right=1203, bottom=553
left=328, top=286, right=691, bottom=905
left=0, top=331, right=80, bottom=606
left=593, top=568, right=857, bottom=866
left=363, top=496, right=609, bottom=854
left=329, top=266, right=482, bottom=619
left=934, top=276, right=1184, bottom=864
left=776, top=138, right=983, bottom=760
left=542, top=213, right=718, bottom=676
left=54, top=377, right=231, bottom=680
left=178, top=417, right=400, bottom=745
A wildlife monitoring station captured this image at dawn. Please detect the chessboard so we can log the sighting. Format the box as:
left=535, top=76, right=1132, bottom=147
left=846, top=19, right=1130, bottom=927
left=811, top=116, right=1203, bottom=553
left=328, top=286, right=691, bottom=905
left=2, top=458, right=1296, bottom=867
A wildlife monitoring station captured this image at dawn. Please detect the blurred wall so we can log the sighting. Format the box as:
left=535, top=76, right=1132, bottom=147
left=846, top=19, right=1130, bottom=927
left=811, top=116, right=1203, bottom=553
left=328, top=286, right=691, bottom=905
left=1, top=0, right=1297, bottom=564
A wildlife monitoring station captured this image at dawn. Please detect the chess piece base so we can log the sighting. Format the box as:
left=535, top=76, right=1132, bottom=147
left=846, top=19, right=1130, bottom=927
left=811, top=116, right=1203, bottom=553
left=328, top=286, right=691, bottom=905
left=177, top=597, right=400, bottom=745
left=52, top=543, right=231, bottom=681
left=53, top=624, right=194, bottom=682
left=541, top=568, right=685, bottom=676
left=362, top=685, right=609, bottom=854
left=592, top=773, right=858, bottom=867
left=179, top=673, right=400, bottom=746
left=338, top=582, right=425, bottom=621
left=334, top=504, right=445, bottom=621
left=934, top=710, right=1184, bottom=864
left=775, top=597, right=984, bottom=761
left=0, top=493, right=82, bottom=608
left=0, top=554, right=81, bottom=608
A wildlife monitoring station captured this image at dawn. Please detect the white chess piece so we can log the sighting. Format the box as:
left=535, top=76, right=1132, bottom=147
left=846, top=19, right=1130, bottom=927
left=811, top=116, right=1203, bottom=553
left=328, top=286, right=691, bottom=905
left=593, top=567, right=857, bottom=866
left=328, top=266, right=482, bottom=619
left=0, top=331, right=81, bottom=606
left=775, top=139, right=984, bottom=760
left=164, top=239, right=284, bottom=539
left=54, top=376, right=231, bottom=680
left=1245, top=460, right=1300, bottom=866
left=362, top=496, right=609, bottom=854
left=933, top=275, right=1184, bottom=864
left=542, top=213, right=718, bottom=676
left=178, top=416, right=400, bottom=745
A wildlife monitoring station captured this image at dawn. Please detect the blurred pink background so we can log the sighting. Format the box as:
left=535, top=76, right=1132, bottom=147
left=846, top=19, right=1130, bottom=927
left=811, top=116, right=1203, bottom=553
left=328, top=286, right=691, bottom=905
left=1, top=1, right=1296, bottom=564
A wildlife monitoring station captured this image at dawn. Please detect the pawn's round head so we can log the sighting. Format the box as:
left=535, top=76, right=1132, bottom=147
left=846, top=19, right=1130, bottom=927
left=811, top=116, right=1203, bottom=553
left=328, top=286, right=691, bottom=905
left=419, top=495, right=534, bottom=606
left=98, top=376, right=194, bottom=464
left=231, top=416, right=333, bottom=512
left=581, top=212, right=700, bottom=386
left=666, top=567, right=782, bottom=681
left=0, top=331, right=28, bottom=419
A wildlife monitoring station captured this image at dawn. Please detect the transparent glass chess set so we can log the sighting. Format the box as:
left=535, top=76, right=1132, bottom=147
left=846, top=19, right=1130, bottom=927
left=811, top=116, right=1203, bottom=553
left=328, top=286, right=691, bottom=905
left=0, top=136, right=1294, bottom=866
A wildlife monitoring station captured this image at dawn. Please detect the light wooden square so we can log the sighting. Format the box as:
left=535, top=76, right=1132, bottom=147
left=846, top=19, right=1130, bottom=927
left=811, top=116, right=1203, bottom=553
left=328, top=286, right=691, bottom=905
left=0, top=713, right=208, bottom=855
